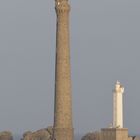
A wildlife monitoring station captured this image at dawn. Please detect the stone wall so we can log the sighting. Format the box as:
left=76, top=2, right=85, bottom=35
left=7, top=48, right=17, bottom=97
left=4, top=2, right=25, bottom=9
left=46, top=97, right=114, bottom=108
left=81, top=128, right=135, bottom=140
left=81, top=131, right=101, bottom=140
left=0, top=131, right=13, bottom=140
left=22, top=126, right=53, bottom=140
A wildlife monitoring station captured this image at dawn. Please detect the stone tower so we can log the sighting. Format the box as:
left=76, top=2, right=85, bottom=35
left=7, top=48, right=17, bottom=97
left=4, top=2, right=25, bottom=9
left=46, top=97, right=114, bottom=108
left=52, top=0, right=74, bottom=140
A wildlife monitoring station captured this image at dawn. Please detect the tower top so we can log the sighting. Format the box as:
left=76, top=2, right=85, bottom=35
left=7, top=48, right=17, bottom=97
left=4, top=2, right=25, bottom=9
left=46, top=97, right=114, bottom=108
left=116, top=80, right=120, bottom=85
left=55, top=0, right=68, bottom=1
left=55, top=0, right=69, bottom=5
left=55, top=0, right=70, bottom=13
left=114, top=81, right=124, bottom=94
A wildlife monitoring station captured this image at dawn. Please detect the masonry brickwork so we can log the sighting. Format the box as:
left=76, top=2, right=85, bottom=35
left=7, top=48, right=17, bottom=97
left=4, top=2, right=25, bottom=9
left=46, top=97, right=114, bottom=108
left=53, top=0, right=74, bottom=140
left=101, top=128, right=132, bottom=140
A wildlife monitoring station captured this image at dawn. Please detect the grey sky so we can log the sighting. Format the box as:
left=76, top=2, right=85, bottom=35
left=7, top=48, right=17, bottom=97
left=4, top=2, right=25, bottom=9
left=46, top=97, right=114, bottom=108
left=0, top=0, right=140, bottom=136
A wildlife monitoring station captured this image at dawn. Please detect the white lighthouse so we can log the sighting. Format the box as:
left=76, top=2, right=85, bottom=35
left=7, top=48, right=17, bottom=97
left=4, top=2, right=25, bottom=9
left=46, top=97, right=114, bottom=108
left=113, top=81, right=124, bottom=128
left=101, top=81, right=130, bottom=140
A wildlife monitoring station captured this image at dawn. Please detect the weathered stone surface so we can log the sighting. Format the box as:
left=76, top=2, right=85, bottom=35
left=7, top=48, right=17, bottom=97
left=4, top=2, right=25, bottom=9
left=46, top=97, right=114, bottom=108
left=45, top=126, right=53, bottom=136
left=22, top=127, right=53, bottom=140
left=101, top=128, right=130, bottom=140
left=133, top=136, right=140, bottom=140
left=53, top=0, right=74, bottom=140
left=0, top=131, right=13, bottom=140
left=82, top=129, right=140, bottom=140
left=23, top=131, right=32, bottom=138
left=81, top=132, right=101, bottom=140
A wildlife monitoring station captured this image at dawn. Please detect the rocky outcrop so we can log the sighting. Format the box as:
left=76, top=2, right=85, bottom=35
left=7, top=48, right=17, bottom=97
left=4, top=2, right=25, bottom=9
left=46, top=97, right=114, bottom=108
left=0, top=131, right=13, bottom=140
left=81, top=132, right=101, bottom=140
left=22, top=126, right=53, bottom=140
left=133, top=136, right=140, bottom=140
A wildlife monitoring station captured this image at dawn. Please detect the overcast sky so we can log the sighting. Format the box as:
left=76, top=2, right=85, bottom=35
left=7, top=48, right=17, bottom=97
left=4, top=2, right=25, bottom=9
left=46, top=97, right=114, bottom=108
left=0, top=0, right=140, bottom=136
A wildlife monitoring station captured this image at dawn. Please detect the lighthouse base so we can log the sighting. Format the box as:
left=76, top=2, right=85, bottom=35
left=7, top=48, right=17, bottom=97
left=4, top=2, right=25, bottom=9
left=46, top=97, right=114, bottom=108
left=101, top=128, right=131, bottom=140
